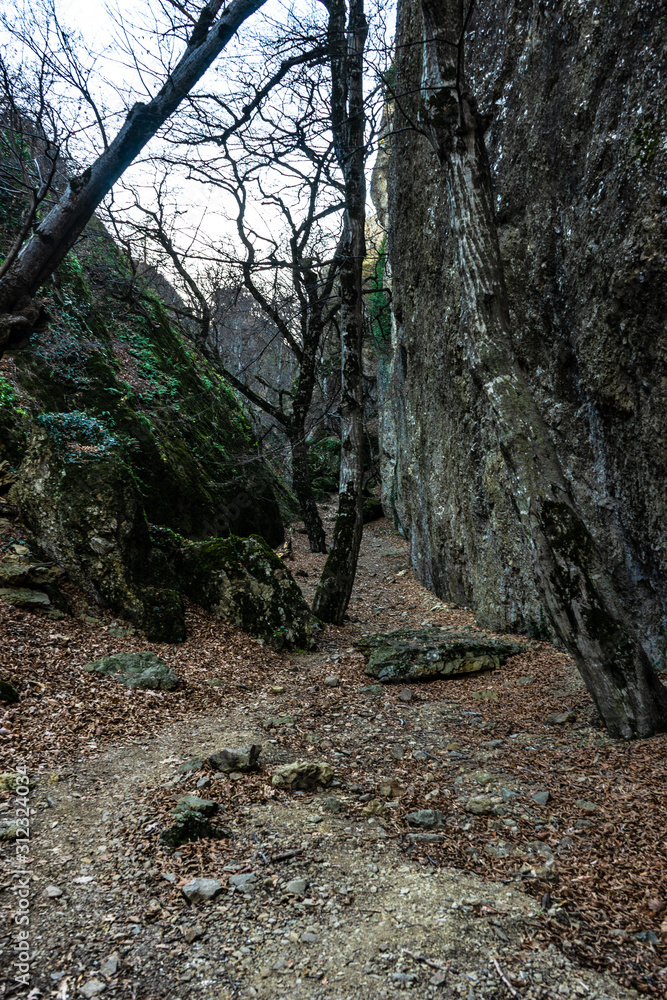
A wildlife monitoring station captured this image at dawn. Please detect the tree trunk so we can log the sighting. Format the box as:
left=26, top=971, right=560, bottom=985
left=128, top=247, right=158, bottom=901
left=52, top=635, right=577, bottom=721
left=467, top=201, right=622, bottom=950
left=290, top=426, right=327, bottom=553
left=312, top=0, right=367, bottom=624
left=419, top=0, right=667, bottom=738
left=0, top=0, right=267, bottom=353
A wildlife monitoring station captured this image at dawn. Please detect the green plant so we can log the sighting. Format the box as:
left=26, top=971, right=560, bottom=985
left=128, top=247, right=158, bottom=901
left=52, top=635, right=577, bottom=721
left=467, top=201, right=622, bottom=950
left=0, top=375, right=17, bottom=408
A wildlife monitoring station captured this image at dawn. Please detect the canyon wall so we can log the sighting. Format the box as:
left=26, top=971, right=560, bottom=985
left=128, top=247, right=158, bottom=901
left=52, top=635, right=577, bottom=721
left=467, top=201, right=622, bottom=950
left=381, top=0, right=667, bottom=664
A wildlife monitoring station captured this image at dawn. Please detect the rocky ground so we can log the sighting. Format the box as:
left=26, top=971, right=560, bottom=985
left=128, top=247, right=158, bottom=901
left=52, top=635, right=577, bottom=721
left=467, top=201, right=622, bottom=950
left=1, top=503, right=666, bottom=999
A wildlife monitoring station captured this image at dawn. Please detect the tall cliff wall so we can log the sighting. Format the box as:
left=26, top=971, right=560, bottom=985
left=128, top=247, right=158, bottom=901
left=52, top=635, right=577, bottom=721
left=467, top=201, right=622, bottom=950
left=382, top=0, right=667, bottom=664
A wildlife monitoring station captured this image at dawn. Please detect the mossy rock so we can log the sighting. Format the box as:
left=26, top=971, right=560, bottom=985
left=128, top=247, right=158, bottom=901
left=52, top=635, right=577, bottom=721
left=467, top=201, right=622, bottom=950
left=159, top=812, right=228, bottom=847
left=11, top=424, right=185, bottom=642
left=354, top=628, right=526, bottom=683
left=174, top=534, right=316, bottom=649
left=83, top=651, right=178, bottom=690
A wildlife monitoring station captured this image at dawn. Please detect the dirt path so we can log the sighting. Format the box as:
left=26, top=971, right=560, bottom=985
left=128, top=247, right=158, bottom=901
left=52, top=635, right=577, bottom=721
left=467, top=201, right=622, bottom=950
left=1, top=510, right=664, bottom=999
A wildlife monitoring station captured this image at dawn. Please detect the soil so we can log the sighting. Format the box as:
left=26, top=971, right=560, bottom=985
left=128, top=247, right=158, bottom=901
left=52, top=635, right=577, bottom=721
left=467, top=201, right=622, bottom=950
left=1, top=502, right=666, bottom=1000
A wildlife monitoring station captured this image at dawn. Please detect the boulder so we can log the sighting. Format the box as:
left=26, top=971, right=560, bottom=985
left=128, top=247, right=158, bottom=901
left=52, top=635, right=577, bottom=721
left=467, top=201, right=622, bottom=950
left=174, top=535, right=315, bottom=649
left=208, top=745, right=261, bottom=773
left=354, top=628, right=525, bottom=683
left=172, top=796, right=217, bottom=816
left=83, top=652, right=178, bottom=690
left=271, top=761, right=334, bottom=790
left=11, top=422, right=185, bottom=642
left=0, top=555, right=68, bottom=615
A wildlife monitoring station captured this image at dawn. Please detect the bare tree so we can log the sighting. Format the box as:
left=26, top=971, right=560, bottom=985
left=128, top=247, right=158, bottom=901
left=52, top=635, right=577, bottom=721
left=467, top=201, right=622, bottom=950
left=312, top=0, right=368, bottom=623
left=0, top=0, right=270, bottom=354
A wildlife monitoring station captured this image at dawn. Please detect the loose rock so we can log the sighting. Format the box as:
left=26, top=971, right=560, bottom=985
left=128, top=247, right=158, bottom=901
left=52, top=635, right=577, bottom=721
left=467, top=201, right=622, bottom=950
left=208, top=744, right=261, bottom=773
left=84, top=652, right=178, bottom=691
left=182, top=877, right=223, bottom=902
left=271, top=761, right=334, bottom=790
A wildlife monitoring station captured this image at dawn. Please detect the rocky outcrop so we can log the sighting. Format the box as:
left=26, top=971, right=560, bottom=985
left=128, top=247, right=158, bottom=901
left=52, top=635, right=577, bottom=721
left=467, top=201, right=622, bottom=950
left=175, top=535, right=315, bottom=649
left=11, top=422, right=186, bottom=642
left=382, top=0, right=667, bottom=667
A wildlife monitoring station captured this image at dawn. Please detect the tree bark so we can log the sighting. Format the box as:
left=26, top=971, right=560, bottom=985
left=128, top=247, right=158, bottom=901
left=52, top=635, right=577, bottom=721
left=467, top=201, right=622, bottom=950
left=0, top=0, right=267, bottom=353
left=418, top=0, right=667, bottom=738
left=312, top=0, right=367, bottom=624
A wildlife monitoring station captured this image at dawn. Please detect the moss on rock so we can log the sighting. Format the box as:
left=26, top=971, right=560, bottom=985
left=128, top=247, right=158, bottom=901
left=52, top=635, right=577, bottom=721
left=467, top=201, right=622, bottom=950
left=174, top=534, right=315, bottom=649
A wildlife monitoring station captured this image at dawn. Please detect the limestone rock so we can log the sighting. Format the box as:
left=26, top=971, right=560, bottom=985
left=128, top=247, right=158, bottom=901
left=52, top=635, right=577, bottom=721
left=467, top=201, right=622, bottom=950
left=406, top=809, right=444, bottom=829
left=285, top=877, right=308, bottom=895
left=172, top=796, right=217, bottom=817
left=208, top=745, right=261, bottom=773
left=84, top=652, right=178, bottom=690
left=181, top=878, right=223, bottom=902
left=466, top=794, right=502, bottom=815
left=355, top=628, right=525, bottom=683
left=174, top=535, right=315, bottom=649
left=11, top=423, right=185, bottom=642
left=271, top=761, right=334, bottom=791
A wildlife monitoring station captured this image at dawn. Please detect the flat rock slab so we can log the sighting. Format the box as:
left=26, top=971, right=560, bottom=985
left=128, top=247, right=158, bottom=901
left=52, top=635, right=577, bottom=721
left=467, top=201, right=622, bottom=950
left=354, top=628, right=526, bottom=683
left=83, top=652, right=178, bottom=690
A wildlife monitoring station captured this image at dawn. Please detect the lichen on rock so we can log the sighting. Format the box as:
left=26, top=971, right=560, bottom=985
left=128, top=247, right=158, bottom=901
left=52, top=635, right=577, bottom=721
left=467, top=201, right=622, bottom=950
left=83, top=651, right=178, bottom=690
left=354, top=628, right=525, bottom=683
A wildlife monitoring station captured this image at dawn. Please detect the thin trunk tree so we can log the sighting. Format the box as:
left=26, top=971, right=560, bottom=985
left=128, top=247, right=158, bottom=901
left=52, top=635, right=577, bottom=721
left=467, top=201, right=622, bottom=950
left=312, top=0, right=368, bottom=623
left=417, top=0, right=667, bottom=737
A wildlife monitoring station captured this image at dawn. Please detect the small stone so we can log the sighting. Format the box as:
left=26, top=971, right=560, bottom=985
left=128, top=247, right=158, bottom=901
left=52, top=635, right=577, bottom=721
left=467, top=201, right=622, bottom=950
left=301, top=931, right=320, bottom=943
left=229, top=873, right=257, bottom=892
left=264, top=714, right=298, bottom=729
left=472, top=689, right=499, bottom=702
left=532, top=790, right=550, bottom=807
left=99, top=954, right=119, bottom=976
left=177, top=757, right=205, bottom=773
left=208, top=744, right=262, bottom=773
left=546, top=711, right=576, bottom=725
left=406, top=809, right=444, bottom=829
left=270, top=685, right=286, bottom=694
left=324, top=796, right=342, bottom=812
left=173, top=795, right=217, bottom=816
left=183, top=925, right=204, bottom=943
left=408, top=832, right=444, bottom=844
left=575, top=798, right=597, bottom=813
left=466, top=794, right=500, bottom=815
left=182, top=877, right=223, bottom=902
left=162, top=873, right=177, bottom=884
left=324, top=676, right=340, bottom=687
left=79, top=981, right=106, bottom=998
left=398, top=687, right=413, bottom=702
left=196, top=775, right=211, bottom=789
left=412, top=749, right=428, bottom=760
left=472, top=770, right=495, bottom=785
left=44, top=885, right=63, bottom=898
left=359, top=684, right=384, bottom=696
left=390, top=745, right=404, bottom=760
left=430, top=970, right=448, bottom=987
left=285, top=877, right=308, bottom=895
left=271, top=761, right=333, bottom=790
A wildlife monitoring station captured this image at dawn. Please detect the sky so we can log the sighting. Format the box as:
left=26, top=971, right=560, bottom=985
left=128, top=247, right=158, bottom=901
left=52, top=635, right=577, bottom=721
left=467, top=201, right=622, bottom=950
left=1, top=0, right=395, bottom=295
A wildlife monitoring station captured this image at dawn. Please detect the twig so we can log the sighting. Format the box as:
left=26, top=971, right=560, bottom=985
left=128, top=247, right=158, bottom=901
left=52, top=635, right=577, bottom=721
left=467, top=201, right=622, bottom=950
left=492, top=957, right=520, bottom=998
left=401, top=948, right=448, bottom=972
left=270, top=849, right=303, bottom=863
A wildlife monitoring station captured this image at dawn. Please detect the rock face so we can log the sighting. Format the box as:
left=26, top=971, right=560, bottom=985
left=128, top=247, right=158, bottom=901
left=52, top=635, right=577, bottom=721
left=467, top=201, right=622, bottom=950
left=355, top=628, right=525, bottom=683
left=175, top=536, right=315, bottom=649
left=11, top=423, right=186, bottom=642
left=382, top=0, right=667, bottom=666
